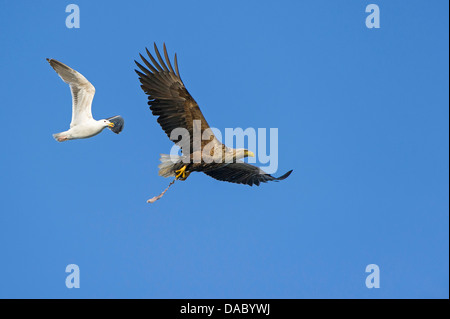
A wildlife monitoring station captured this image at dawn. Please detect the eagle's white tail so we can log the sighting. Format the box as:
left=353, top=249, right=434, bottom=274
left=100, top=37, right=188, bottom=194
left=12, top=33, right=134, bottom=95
left=158, top=154, right=183, bottom=177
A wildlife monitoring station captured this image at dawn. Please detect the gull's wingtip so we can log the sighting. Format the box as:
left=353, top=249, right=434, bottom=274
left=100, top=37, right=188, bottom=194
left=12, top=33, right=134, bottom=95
left=107, top=115, right=125, bottom=134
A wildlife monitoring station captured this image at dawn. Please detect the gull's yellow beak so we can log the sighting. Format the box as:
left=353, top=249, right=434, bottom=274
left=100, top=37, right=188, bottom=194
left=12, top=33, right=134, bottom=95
left=246, top=150, right=255, bottom=157
left=108, top=122, right=115, bottom=128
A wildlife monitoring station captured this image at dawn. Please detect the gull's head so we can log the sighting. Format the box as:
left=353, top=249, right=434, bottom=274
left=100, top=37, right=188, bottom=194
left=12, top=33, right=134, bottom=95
left=100, top=119, right=115, bottom=128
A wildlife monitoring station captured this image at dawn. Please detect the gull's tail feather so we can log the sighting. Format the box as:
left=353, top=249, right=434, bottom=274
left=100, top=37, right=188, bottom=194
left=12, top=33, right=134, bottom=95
left=53, top=132, right=69, bottom=142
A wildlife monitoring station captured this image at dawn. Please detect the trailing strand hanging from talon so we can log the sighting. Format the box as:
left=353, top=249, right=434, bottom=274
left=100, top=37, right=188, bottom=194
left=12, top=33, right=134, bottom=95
left=147, top=179, right=176, bottom=203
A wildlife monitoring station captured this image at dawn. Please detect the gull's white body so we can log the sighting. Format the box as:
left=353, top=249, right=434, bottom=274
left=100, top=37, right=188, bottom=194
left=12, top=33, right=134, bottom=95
left=54, top=119, right=109, bottom=140
left=47, top=59, right=113, bottom=142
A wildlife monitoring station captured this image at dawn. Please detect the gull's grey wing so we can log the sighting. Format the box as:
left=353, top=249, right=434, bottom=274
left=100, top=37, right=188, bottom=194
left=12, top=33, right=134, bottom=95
left=47, top=58, right=95, bottom=127
left=106, top=115, right=125, bottom=134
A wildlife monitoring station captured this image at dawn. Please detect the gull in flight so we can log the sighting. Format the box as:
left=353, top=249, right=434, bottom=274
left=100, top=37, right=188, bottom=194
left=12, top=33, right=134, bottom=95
left=47, top=59, right=124, bottom=142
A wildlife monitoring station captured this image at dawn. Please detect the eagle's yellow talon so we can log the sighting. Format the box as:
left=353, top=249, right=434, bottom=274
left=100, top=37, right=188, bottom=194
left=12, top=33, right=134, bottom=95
left=175, top=165, right=189, bottom=180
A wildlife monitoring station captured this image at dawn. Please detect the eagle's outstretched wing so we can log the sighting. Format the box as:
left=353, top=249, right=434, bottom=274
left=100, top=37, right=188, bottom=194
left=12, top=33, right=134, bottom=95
left=135, top=43, right=218, bottom=154
left=204, top=161, right=293, bottom=186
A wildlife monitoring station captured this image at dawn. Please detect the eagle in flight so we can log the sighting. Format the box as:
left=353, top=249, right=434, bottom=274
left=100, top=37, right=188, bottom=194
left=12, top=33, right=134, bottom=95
left=134, top=44, right=292, bottom=202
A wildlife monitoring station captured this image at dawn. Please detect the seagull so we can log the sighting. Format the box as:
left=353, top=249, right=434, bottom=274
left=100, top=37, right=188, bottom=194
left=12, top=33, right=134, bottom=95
left=47, top=58, right=124, bottom=142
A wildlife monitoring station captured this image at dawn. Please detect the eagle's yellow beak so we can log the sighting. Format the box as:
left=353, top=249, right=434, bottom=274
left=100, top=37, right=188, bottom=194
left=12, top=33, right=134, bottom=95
left=246, top=151, right=255, bottom=157
left=108, top=122, right=115, bottom=128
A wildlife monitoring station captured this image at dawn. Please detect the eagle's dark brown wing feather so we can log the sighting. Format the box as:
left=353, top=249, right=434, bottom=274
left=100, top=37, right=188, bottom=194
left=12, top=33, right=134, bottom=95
left=204, top=162, right=293, bottom=186
left=135, top=43, right=213, bottom=154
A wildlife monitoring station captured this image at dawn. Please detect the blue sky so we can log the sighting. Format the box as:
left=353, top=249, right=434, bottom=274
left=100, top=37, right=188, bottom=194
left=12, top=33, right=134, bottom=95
left=0, top=0, right=448, bottom=298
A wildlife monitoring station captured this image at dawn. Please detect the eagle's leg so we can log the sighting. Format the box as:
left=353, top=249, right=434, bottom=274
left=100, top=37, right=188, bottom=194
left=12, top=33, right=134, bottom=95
left=175, top=165, right=190, bottom=180
left=180, top=171, right=191, bottom=181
